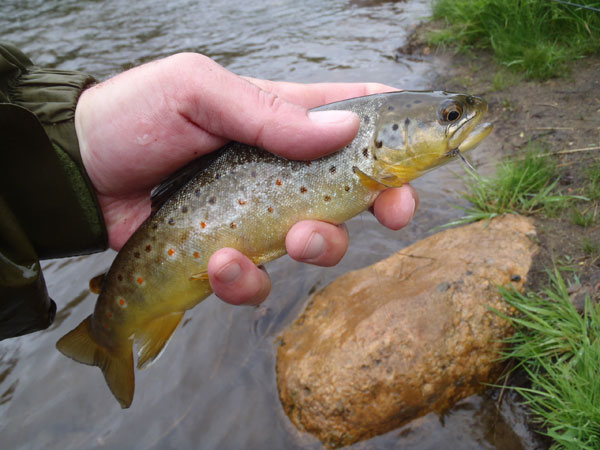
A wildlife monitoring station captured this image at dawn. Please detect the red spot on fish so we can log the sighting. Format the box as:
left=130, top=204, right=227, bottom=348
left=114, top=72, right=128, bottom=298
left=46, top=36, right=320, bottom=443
left=168, top=248, right=175, bottom=256
left=300, top=186, right=307, bottom=193
left=324, top=195, right=331, bottom=202
left=104, top=323, right=110, bottom=330
left=119, top=299, right=126, bottom=307
left=193, top=251, right=200, bottom=259
left=201, top=222, right=206, bottom=229
left=238, top=199, right=247, bottom=205
left=230, top=222, right=237, bottom=229
left=268, top=206, right=273, bottom=213
left=107, top=312, right=113, bottom=319
left=137, top=277, right=144, bottom=285
left=276, top=179, right=282, bottom=186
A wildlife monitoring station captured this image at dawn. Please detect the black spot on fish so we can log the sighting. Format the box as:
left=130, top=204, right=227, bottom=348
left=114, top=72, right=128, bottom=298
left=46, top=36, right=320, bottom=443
left=345, top=185, right=350, bottom=192
left=373, top=154, right=378, bottom=161
left=362, top=148, right=369, bottom=158
left=300, top=186, right=307, bottom=193
left=392, top=124, right=399, bottom=131
left=168, top=218, right=175, bottom=225
left=405, top=118, right=411, bottom=126
left=363, top=116, right=370, bottom=124
left=418, top=122, right=427, bottom=129
left=181, top=206, right=188, bottom=213
left=388, top=106, right=394, bottom=111
left=251, top=170, right=257, bottom=178
left=151, top=223, right=158, bottom=230
left=194, top=189, right=201, bottom=197
left=134, top=251, right=141, bottom=259
left=329, top=166, right=336, bottom=174
left=375, top=140, right=383, bottom=148
left=306, top=161, right=312, bottom=167
left=324, top=195, right=331, bottom=202
left=230, top=222, right=237, bottom=229
left=117, top=274, right=123, bottom=282
left=413, top=100, right=422, bottom=104
left=209, top=197, right=216, bottom=205
left=145, top=245, right=152, bottom=252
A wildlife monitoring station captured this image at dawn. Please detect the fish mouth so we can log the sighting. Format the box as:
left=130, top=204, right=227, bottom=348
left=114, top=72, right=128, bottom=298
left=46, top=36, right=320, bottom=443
left=457, top=121, right=494, bottom=152
left=443, top=121, right=493, bottom=171
left=444, top=121, right=493, bottom=157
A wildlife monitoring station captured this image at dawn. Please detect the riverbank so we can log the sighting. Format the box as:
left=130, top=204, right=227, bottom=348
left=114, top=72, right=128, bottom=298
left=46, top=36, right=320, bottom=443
left=397, top=20, right=600, bottom=448
left=399, top=20, right=600, bottom=300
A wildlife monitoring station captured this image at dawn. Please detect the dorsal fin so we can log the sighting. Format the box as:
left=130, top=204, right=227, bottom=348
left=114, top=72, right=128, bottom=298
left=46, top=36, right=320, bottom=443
left=150, top=150, right=223, bottom=213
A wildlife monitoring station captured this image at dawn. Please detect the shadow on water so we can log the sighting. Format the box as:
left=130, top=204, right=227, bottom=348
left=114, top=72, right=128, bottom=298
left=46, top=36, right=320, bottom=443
left=0, top=0, right=544, bottom=449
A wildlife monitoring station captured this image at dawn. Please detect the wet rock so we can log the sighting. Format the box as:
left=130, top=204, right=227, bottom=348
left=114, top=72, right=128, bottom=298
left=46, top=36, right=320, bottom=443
left=276, top=215, right=538, bottom=448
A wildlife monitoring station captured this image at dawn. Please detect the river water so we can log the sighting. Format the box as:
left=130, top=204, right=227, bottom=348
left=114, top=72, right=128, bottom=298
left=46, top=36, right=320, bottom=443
left=1, top=1, right=540, bottom=449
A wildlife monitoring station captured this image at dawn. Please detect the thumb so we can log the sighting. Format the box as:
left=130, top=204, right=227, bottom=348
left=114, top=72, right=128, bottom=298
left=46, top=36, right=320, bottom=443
left=177, top=54, right=360, bottom=160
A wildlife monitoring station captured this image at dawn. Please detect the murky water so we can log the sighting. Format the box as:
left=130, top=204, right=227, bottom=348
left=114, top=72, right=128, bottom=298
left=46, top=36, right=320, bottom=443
left=1, top=1, right=541, bottom=449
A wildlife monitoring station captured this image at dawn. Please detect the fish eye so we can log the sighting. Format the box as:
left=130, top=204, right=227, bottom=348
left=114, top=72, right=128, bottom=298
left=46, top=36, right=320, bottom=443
left=440, top=101, right=463, bottom=123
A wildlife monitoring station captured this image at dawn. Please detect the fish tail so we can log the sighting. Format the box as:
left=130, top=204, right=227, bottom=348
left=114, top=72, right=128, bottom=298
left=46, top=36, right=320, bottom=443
left=56, top=316, right=135, bottom=408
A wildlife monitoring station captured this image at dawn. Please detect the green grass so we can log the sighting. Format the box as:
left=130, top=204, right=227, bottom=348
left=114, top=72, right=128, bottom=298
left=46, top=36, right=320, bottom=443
left=429, top=0, right=600, bottom=79
left=446, top=146, right=580, bottom=226
left=572, top=207, right=598, bottom=226
left=582, top=237, right=600, bottom=263
left=496, top=269, right=600, bottom=449
left=585, top=161, right=600, bottom=200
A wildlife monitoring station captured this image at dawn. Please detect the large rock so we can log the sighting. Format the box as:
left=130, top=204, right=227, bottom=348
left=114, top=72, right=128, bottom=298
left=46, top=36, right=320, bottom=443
left=276, top=215, right=538, bottom=448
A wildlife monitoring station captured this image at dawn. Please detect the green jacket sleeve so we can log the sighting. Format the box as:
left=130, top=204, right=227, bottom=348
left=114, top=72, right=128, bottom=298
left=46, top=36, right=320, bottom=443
left=0, top=42, right=108, bottom=340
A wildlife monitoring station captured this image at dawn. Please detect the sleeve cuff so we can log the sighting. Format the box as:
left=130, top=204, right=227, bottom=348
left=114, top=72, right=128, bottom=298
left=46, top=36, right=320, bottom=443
left=2, top=63, right=108, bottom=258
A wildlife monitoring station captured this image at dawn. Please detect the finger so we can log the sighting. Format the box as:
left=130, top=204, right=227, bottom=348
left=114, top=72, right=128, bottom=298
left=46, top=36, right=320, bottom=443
left=286, top=221, right=349, bottom=267
left=208, top=248, right=271, bottom=306
left=372, top=185, right=418, bottom=230
left=173, top=53, right=361, bottom=159
left=240, top=78, right=399, bottom=109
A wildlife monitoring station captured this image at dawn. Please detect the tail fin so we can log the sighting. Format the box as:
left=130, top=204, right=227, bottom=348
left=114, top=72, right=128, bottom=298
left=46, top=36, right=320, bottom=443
left=56, top=316, right=135, bottom=408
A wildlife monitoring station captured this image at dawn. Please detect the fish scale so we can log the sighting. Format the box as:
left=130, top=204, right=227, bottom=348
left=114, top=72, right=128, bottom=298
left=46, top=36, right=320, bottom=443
left=56, top=90, right=493, bottom=408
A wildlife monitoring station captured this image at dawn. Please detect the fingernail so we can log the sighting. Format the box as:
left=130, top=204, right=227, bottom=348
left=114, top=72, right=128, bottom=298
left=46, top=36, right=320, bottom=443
left=409, top=196, right=416, bottom=220
left=215, top=262, right=242, bottom=284
left=308, top=110, right=355, bottom=124
left=301, top=232, right=325, bottom=260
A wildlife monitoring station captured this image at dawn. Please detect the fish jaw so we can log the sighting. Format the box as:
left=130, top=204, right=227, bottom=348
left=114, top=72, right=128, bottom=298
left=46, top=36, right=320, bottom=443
left=458, top=121, right=493, bottom=153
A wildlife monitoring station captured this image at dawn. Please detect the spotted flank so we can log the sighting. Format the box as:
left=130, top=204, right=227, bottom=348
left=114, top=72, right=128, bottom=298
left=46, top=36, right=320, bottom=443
left=56, top=91, right=493, bottom=408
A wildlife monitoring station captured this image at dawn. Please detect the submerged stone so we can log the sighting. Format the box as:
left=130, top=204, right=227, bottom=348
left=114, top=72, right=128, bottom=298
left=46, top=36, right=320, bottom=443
left=276, top=215, right=538, bottom=448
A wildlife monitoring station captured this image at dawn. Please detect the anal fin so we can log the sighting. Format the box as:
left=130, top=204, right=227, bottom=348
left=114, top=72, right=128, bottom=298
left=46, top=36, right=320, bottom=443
left=135, top=312, right=184, bottom=370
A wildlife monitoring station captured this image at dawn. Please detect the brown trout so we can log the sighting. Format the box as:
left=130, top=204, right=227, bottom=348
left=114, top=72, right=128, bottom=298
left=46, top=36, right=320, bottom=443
left=57, top=91, right=492, bottom=408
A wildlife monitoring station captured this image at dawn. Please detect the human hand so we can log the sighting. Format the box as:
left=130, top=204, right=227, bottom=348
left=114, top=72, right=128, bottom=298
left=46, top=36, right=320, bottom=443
left=76, top=53, right=418, bottom=306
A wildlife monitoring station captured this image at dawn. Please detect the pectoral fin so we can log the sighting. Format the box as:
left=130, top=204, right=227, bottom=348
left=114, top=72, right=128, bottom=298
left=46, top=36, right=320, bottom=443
left=135, top=312, right=185, bottom=370
left=352, top=166, right=392, bottom=190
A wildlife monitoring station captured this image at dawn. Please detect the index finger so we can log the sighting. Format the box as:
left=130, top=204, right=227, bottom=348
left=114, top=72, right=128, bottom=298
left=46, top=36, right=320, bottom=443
left=240, top=77, right=400, bottom=109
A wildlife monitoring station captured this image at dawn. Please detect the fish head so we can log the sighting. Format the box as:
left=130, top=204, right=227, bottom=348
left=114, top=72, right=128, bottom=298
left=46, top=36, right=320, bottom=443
left=369, top=91, right=493, bottom=186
